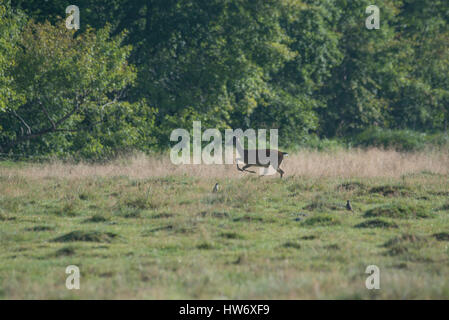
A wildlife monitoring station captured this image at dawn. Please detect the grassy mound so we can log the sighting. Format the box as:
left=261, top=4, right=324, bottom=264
left=83, top=215, right=108, bottom=223
left=144, top=225, right=174, bottom=234
left=54, top=246, right=76, bottom=257
left=337, top=182, right=367, bottom=191
left=51, top=231, right=118, bottom=243
left=383, top=234, right=428, bottom=256
left=0, top=213, right=16, bottom=221
left=364, top=204, right=430, bottom=219
left=121, top=210, right=141, bottom=218
left=300, top=235, right=317, bottom=240
left=369, top=185, right=411, bottom=197
left=233, top=215, right=264, bottom=222
left=303, top=215, right=341, bottom=226
left=25, top=225, right=54, bottom=232
left=197, top=242, right=215, bottom=250
left=354, top=219, right=398, bottom=229
left=199, top=211, right=230, bottom=219
left=219, top=232, right=244, bottom=240
left=282, top=241, right=301, bottom=249
left=303, top=196, right=342, bottom=211
left=151, top=212, right=176, bottom=219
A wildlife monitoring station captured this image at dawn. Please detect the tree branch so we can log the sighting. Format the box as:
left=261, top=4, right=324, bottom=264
left=11, top=109, right=32, bottom=135
left=4, top=94, right=120, bottom=151
left=4, top=100, right=82, bottom=149
left=39, top=99, right=56, bottom=129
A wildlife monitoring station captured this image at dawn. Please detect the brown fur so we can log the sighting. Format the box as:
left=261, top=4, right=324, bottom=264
left=236, top=148, right=288, bottom=178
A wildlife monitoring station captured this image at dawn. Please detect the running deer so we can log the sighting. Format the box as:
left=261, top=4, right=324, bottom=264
left=231, top=136, right=288, bottom=178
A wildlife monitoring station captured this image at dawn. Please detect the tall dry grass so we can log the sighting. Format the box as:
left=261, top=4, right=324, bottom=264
left=1, top=148, right=449, bottom=180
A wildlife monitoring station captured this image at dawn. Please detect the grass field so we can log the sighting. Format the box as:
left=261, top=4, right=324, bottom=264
left=1, top=149, right=449, bottom=299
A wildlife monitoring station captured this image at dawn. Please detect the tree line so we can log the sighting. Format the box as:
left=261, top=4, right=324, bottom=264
left=0, top=0, right=448, bottom=159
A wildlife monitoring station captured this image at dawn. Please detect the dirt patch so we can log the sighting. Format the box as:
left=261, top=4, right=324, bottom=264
left=433, top=232, right=449, bottom=241
left=300, top=235, right=317, bottom=240
left=51, top=231, right=118, bottom=243
left=324, top=244, right=340, bottom=250
left=233, top=215, right=264, bottom=222
left=282, top=241, right=301, bottom=249
left=78, top=192, right=91, bottom=201
left=25, top=225, right=54, bottom=232
left=54, top=246, right=76, bottom=257
left=429, top=191, right=449, bottom=196
left=197, top=242, right=215, bottom=250
left=437, top=203, right=449, bottom=211
left=83, top=215, right=108, bottom=223
left=146, top=225, right=174, bottom=233
left=219, top=232, right=244, bottom=239
left=122, top=210, right=141, bottom=218
left=0, top=214, right=16, bottom=221
left=392, top=262, right=408, bottom=269
left=354, top=219, right=398, bottom=229
left=143, top=224, right=196, bottom=235
left=151, top=213, right=175, bottom=219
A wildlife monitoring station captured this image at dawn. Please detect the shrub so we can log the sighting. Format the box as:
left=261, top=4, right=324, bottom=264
left=353, top=128, right=427, bottom=151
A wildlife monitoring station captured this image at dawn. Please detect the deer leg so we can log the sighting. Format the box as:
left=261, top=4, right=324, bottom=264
left=241, top=164, right=256, bottom=174
left=276, top=167, right=284, bottom=178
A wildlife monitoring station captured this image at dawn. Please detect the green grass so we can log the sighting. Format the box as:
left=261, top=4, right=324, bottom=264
left=1, top=163, right=449, bottom=299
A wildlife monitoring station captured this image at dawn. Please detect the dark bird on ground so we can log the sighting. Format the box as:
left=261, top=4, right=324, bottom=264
left=346, top=200, right=353, bottom=211
left=212, top=183, right=220, bottom=193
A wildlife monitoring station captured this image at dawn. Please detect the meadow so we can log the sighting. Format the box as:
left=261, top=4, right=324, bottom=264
left=1, top=149, right=449, bottom=299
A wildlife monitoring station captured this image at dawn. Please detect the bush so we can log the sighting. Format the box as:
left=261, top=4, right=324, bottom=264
left=294, top=135, right=347, bottom=151
left=353, top=128, right=428, bottom=151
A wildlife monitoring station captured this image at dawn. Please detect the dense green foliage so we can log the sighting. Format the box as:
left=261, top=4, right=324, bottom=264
left=352, top=128, right=449, bottom=151
left=0, top=1, right=24, bottom=113
left=1, top=0, right=448, bottom=157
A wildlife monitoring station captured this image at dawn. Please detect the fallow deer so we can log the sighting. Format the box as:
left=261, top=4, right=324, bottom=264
left=231, top=136, right=288, bottom=178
